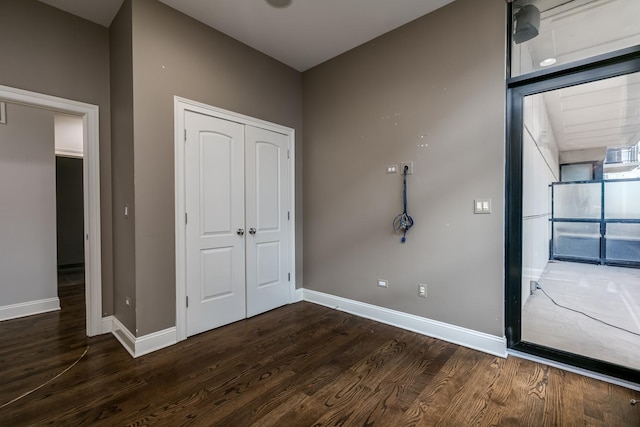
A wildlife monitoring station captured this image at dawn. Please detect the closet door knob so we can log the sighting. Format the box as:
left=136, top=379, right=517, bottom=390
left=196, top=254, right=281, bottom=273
left=249, top=228, right=256, bottom=235
left=236, top=228, right=245, bottom=236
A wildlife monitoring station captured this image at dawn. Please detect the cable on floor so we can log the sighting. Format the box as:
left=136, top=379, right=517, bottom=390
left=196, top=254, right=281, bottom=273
left=0, top=345, right=89, bottom=409
left=535, top=284, right=640, bottom=338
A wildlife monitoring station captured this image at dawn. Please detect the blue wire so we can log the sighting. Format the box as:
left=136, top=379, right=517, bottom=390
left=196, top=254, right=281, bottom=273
left=393, top=166, right=414, bottom=243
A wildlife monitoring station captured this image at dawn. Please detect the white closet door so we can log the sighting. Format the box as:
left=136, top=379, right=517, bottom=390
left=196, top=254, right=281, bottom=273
left=245, top=126, right=290, bottom=317
left=185, top=111, right=246, bottom=336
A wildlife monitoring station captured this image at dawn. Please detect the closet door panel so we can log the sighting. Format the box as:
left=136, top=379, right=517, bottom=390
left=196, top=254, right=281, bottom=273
left=185, top=111, right=246, bottom=336
left=245, top=126, right=290, bottom=317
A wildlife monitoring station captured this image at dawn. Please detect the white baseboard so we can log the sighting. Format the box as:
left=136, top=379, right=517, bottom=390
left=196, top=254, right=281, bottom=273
left=101, top=316, right=114, bottom=335
left=302, top=289, right=507, bottom=358
left=111, top=316, right=177, bottom=358
left=111, top=316, right=136, bottom=357
left=0, top=297, right=60, bottom=321
left=293, top=288, right=304, bottom=303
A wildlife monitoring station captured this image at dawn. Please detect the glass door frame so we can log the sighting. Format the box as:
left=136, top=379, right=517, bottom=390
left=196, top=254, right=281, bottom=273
left=505, top=46, right=640, bottom=383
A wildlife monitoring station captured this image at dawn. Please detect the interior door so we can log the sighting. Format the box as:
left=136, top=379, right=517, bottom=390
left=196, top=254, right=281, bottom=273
left=185, top=111, right=246, bottom=336
left=245, top=126, right=290, bottom=317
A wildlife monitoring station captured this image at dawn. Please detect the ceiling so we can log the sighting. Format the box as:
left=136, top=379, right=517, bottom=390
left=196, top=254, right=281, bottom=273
left=37, top=0, right=455, bottom=71
left=544, top=73, right=640, bottom=153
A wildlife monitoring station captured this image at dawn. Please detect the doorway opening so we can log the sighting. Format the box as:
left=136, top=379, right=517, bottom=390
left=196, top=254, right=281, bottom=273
left=56, top=156, right=84, bottom=278
left=0, top=85, right=102, bottom=337
left=506, top=50, right=640, bottom=385
left=506, top=0, right=640, bottom=385
left=56, top=113, right=85, bottom=297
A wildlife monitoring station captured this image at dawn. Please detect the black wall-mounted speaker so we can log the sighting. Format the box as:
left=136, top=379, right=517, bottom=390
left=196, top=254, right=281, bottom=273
left=514, top=4, right=541, bottom=44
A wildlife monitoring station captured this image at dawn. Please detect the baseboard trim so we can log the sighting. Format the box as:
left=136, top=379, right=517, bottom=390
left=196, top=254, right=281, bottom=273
left=135, top=326, right=177, bottom=357
left=293, top=288, right=304, bottom=303
left=302, top=289, right=507, bottom=358
left=111, top=317, right=136, bottom=357
left=111, top=317, right=177, bottom=358
left=101, top=316, right=113, bottom=335
left=0, top=297, right=60, bottom=321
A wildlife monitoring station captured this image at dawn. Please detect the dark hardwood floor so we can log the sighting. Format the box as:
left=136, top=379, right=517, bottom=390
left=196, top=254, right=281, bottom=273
left=1, top=284, right=638, bottom=426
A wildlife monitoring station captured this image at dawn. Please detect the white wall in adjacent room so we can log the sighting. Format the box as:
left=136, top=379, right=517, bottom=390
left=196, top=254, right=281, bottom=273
left=0, top=102, right=57, bottom=310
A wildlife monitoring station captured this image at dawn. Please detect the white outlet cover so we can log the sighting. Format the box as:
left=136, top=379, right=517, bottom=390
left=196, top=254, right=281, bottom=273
left=418, top=284, right=427, bottom=298
left=377, top=279, right=388, bottom=288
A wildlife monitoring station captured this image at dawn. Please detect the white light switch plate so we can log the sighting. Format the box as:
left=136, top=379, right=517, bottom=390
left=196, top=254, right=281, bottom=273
left=474, top=199, right=491, bottom=214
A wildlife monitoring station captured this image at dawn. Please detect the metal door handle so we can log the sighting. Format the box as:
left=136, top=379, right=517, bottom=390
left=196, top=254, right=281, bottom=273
left=249, top=228, right=256, bottom=235
left=236, top=228, right=245, bottom=236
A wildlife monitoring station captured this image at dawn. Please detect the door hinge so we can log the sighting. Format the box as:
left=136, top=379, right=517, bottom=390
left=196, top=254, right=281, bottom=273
left=287, top=211, right=290, bottom=220
left=287, top=149, right=290, bottom=159
left=288, top=273, right=291, bottom=282
left=185, top=213, right=188, bottom=224
left=186, top=296, right=189, bottom=308
left=184, top=129, right=187, bottom=141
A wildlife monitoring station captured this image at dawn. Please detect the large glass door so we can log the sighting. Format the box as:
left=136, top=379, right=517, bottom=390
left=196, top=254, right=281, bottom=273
left=506, top=0, right=640, bottom=384
left=517, top=73, right=640, bottom=376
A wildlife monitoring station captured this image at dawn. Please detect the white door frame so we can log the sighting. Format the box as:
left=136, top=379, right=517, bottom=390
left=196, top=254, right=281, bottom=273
left=174, top=96, right=296, bottom=342
left=0, top=85, right=102, bottom=337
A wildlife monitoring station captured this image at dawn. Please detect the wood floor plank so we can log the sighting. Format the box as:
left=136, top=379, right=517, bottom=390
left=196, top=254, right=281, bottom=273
left=213, top=320, right=384, bottom=425
left=422, top=349, right=500, bottom=426
left=482, top=357, right=545, bottom=426
left=1, top=283, right=638, bottom=426
left=345, top=338, right=454, bottom=425
left=397, top=346, right=487, bottom=426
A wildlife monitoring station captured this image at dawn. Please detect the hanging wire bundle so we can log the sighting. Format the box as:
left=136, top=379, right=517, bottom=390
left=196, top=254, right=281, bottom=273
left=393, top=165, right=414, bottom=243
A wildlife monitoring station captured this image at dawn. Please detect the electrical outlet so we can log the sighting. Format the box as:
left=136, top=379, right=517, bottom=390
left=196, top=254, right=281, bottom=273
left=125, top=297, right=131, bottom=306
left=418, top=284, right=427, bottom=298
left=377, top=279, right=388, bottom=288
left=400, top=161, right=414, bottom=175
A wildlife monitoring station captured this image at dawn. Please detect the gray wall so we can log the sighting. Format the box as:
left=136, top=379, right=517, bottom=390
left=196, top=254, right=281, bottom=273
left=0, top=103, right=57, bottom=306
left=110, top=0, right=137, bottom=333
left=0, top=0, right=114, bottom=316
left=56, top=157, right=85, bottom=267
left=125, top=0, right=303, bottom=335
left=302, top=0, right=506, bottom=336
left=1, top=0, right=509, bottom=339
